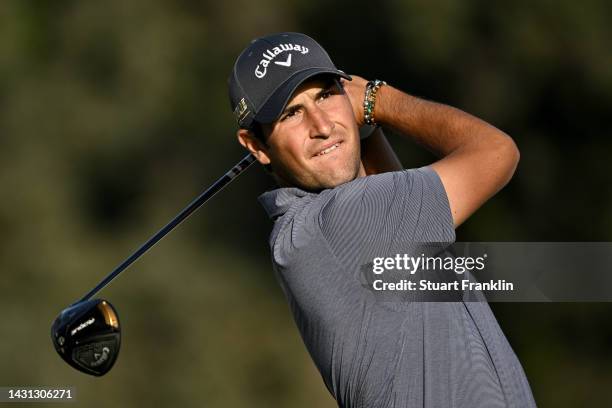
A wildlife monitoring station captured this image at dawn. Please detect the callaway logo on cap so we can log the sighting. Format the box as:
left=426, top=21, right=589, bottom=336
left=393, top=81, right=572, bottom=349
left=228, top=32, right=351, bottom=129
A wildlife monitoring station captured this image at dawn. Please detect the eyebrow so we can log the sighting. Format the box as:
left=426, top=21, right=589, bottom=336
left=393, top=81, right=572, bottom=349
left=281, top=80, right=338, bottom=117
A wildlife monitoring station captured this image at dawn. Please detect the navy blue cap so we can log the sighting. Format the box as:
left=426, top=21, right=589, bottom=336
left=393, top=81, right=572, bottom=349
left=228, top=32, right=351, bottom=129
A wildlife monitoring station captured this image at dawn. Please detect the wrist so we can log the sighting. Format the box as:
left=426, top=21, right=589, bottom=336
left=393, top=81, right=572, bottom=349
left=363, top=79, right=386, bottom=126
left=370, top=83, right=399, bottom=128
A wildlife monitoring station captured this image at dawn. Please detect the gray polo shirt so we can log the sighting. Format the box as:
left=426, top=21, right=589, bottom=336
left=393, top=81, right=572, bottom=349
left=258, top=166, right=536, bottom=408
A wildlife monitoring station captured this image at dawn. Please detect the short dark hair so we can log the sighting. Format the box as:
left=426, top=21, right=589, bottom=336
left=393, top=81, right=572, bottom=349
left=250, top=121, right=267, bottom=144
left=247, top=122, right=273, bottom=173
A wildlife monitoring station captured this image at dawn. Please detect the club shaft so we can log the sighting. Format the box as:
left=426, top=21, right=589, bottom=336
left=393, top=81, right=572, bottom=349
left=75, top=154, right=256, bottom=304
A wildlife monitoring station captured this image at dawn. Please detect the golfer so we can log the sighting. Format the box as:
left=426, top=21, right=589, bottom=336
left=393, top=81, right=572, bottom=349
left=228, top=32, right=536, bottom=407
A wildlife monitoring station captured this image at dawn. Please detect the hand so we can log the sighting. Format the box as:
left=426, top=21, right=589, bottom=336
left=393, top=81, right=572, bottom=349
left=340, top=75, right=369, bottom=126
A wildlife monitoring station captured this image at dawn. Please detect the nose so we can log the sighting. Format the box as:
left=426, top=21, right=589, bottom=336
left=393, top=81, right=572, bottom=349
left=308, top=105, right=334, bottom=138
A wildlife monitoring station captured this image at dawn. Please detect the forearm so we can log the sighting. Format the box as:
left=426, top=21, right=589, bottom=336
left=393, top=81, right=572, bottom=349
left=374, top=84, right=516, bottom=158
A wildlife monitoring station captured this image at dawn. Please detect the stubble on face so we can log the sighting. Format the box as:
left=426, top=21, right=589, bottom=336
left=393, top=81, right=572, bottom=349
left=263, top=77, right=365, bottom=191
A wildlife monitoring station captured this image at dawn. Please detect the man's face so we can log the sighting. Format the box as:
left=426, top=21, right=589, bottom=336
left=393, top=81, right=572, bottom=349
left=248, top=77, right=365, bottom=191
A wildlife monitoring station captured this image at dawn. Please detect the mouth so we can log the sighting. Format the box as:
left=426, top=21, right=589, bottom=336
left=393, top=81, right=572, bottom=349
left=313, top=141, right=343, bottom=158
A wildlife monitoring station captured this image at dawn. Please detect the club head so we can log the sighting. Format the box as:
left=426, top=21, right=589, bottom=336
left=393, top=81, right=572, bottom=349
left=51, top=299, right=121, bottom=376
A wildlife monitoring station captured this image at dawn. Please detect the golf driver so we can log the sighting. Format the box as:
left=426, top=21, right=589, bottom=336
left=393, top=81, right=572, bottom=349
left=51, top=154, right=256, bottom=376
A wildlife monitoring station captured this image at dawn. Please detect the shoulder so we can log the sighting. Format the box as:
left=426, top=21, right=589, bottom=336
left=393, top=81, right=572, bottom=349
left=318, top=167, right=455, bottom=244
left=317, top=167, right=445, bottom=224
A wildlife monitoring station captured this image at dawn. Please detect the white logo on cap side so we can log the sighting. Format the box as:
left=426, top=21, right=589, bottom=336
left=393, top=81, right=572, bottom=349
left=255, top=43, right=309, bottom=79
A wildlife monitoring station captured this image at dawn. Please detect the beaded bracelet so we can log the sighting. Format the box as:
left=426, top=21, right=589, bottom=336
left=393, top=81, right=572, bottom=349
left=363, top=79, right=386, bottom=126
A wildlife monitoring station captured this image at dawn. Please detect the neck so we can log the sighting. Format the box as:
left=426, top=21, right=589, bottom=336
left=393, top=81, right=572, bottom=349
left=357, top=160, right=367, bottom=178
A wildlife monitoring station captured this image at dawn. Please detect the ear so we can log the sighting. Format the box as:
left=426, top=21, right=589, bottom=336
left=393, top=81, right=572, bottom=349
left=237, top=129, right=271, bottom=165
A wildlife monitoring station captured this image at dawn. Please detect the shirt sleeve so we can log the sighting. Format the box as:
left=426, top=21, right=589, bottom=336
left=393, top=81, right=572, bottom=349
left=317, top=166, right=456, bottom=268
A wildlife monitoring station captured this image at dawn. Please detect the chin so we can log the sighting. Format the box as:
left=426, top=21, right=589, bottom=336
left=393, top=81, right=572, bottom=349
left=324, top=174, right=357, bottom=188
left=277, top=153, right=361, bottom=191
left=315, top=165, right=361, bottom=190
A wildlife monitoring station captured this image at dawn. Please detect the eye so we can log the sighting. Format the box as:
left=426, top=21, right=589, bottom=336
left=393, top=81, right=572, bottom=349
left=280, top=109, right=298, bottom=122
left=319, top=90, right=332, bottom=101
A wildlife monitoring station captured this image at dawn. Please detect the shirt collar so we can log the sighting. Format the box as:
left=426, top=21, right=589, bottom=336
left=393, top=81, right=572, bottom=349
left=258, top=187, right=316, bottom=219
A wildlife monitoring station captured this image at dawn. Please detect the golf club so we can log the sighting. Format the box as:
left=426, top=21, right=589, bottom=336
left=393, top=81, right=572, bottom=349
left=51, top=153, right=256, bottom=376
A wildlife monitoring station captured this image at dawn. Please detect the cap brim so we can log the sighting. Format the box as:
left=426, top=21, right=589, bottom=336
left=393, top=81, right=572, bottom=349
left=254, top=68, right=352, bottom=125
